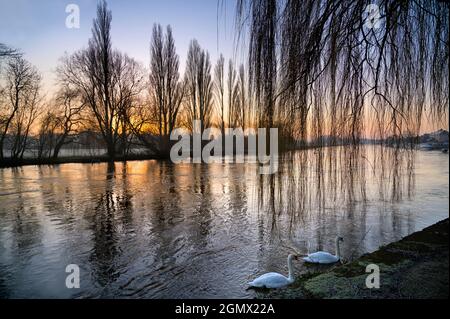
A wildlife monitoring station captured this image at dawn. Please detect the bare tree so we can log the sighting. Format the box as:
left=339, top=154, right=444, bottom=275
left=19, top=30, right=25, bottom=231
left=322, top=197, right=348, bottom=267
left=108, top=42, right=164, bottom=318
left=213, top=54, right=226, bottom=136
left=115, top=53, right=146, bottom=157
left=149, top=24, right=185, bottom=157
left=0, top=56, right=41, bottom=160
left=127, top=94, right=161, bottom=155
left=88, top=0, right=116, bottom=160
left=237, top=64, right=248, bottom=130
left=48, top=87, right=86, bottom=159
left=227, top=60, right=239, bottom=128
left=57, top=0, right=144, bottom=161
left=184, top=40, right=214, bottom=133
left=9, top=98, right=40, bottom=161
left=36, top=109, right=59, bottom=160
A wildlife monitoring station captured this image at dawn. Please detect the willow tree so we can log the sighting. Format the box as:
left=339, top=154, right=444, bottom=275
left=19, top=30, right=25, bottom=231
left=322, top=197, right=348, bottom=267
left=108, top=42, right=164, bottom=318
left=236, top=0, right=449, bottom=145
left=237, top=64, right=248, bottom=131
left=237, top=0, right=277, bottom=130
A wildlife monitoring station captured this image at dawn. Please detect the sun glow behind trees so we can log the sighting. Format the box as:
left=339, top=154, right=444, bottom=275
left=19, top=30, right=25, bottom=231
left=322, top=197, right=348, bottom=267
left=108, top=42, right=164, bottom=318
left=0, top=0, right=449, bottom=162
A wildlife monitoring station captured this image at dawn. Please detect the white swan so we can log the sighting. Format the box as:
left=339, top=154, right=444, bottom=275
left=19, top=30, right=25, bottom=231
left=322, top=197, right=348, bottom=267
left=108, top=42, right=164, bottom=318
left=303, top=236, right=343, bottom=264
left=248, top=254, right=299, bottom=288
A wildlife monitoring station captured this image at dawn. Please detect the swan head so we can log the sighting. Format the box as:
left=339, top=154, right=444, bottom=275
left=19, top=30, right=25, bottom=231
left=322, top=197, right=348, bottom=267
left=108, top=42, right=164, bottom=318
left=336, top=236, right=344, bottom=242
left=288, top=253, right=300, bottom=260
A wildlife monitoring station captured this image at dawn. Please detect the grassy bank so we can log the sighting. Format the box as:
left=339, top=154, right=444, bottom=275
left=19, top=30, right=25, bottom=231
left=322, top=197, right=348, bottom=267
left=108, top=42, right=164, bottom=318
left=264, top=218, right=449, bottom=299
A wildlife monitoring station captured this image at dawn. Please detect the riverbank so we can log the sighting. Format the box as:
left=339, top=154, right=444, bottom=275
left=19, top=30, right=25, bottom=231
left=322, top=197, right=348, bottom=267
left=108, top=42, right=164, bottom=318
left=264, top=218, right=449, bottom=299
left=0, top=154, right=164, bottom=168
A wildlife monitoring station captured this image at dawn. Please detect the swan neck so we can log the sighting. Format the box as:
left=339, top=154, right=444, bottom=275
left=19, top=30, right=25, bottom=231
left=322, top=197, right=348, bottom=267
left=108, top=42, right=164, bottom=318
left=287, top=255, right=294, bottom=281
left=335, top=239, right=341, bottom=259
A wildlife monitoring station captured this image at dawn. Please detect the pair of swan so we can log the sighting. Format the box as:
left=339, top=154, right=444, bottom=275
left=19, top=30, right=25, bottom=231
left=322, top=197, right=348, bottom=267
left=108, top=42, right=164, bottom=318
left=248, top=236, right=344, bottom=289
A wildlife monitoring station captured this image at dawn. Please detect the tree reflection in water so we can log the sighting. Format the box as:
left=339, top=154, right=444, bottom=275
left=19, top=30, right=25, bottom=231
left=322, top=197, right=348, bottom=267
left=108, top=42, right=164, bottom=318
left=0, top=145, right=447, bottom=298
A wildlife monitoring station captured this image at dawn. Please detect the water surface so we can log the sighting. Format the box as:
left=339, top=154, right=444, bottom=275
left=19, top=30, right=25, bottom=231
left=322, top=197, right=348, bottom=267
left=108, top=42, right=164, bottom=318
left=0, top=146, right=448, bottom=298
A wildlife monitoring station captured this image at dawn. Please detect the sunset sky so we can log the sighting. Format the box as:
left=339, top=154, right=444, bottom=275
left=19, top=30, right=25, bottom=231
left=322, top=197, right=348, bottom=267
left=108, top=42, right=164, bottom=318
left=0, top=0, right=446, bottom=135
left=0, top=0, right=239, bottom=93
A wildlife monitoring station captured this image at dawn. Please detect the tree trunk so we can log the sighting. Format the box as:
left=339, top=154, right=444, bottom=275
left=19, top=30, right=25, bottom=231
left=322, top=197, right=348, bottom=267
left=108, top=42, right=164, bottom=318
left=107, top=143, right=115, bottom=161
left=53, top=138, right=65, bottom=160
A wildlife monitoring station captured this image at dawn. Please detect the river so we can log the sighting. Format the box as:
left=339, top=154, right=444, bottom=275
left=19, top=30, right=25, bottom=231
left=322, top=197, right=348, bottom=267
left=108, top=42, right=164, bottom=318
left=0, top=146, right=448, bottom=298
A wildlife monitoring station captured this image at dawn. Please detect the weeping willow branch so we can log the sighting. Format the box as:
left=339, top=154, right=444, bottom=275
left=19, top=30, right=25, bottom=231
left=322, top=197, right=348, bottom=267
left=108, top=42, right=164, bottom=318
left=236, top=0, right=449, bottom=146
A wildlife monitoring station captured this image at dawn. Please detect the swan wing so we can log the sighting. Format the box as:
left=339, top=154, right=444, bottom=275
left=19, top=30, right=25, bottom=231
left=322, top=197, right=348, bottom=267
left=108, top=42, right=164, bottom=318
left=303, top=251, right=339, bottom=264
left=249, top=272, right=291, bottom=288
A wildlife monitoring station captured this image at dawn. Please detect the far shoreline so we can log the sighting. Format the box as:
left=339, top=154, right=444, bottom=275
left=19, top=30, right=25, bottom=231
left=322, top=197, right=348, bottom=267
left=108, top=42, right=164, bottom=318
left=0, top=154, right=165, bottom=169
left=2, top=143, right=446, bottom=169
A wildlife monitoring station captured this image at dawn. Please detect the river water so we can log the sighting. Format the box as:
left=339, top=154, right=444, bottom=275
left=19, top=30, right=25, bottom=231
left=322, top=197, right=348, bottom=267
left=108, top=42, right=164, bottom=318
left=0, top=146, right=448, bottom=298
